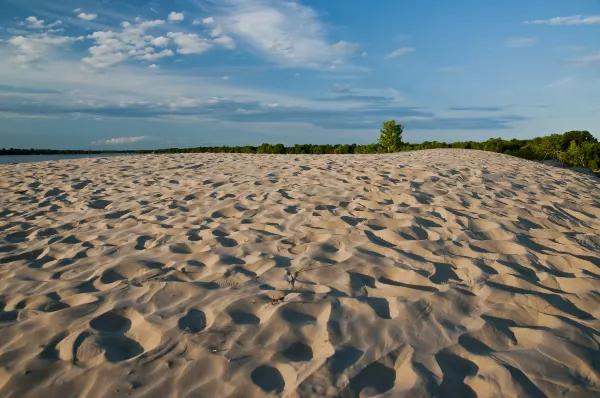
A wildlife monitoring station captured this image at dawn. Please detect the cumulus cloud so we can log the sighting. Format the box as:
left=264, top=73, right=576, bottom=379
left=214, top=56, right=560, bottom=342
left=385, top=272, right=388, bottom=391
left=384, top=47, right=415, bottom=59
left=150, top=36, right=169, bottom=47
left=506, top=37, right=537, bottom=48
left=213, top=35, right=236, bottom=49
left=92, top=136, right=148, bottom=145
left=8, top=32, right=82, bottom=63
left=82, top=20, right=168, bottom=67
left=168, top=12, right=185, bottom=22
left=525, top=15, right=600, bottom=25
left=77, top=13, right=98, bottom=21
left=167, top=32, right=212, bottom=54
left=215, top=0, right=360, bottom=68
left=137, top=49, right=174, bottom=61
left=24, top=16, right=62, bottom=29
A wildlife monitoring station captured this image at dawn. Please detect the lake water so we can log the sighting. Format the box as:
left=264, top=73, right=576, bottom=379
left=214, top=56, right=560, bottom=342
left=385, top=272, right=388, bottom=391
left=0, top=153, right=135, bottom=165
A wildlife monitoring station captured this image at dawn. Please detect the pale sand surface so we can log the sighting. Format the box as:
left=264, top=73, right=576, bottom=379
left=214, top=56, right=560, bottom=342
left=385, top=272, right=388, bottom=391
left=0, top=149, right=599, bottom=397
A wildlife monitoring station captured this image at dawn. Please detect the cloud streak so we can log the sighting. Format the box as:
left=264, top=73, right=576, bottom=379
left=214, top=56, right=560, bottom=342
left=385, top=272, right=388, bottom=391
left=525, top=15, right=600, bottom=25
left=92, top=136, right=148, bottom=145
left=568, top=52, right=600, bottom=65
left=384, top=47, right=415, bottom=59
left=506, top=37, right=537, bottom=48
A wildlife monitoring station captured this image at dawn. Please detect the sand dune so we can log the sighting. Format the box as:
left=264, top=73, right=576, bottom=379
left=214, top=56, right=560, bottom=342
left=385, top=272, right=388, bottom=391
left=0, top=149, right=599, bottom=397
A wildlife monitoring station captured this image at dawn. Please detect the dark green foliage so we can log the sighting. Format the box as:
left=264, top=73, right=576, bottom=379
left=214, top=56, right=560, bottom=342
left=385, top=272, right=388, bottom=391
left=2, top=125, right=598, bottom=172
left=378, top=120, right=403, bottom=153
left=560, top=131, right=597, bottom=151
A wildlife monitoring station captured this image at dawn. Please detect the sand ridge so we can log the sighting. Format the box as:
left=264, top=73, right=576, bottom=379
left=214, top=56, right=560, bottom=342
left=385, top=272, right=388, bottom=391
left=0, top=149, right=599, bottom=397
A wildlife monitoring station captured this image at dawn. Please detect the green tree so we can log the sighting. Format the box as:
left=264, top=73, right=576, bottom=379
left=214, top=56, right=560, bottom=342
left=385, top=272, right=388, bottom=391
left=378, top=120, right=403, bottom=153
left=272, top=144, right=285, bottom=154
left=560, top=130, right=597, bottom=151
left=533, top=134, right=562, bottom=160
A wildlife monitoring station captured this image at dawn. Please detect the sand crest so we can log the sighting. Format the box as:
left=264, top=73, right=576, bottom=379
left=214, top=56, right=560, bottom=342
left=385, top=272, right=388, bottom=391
left=0, top=149, right=599, bottom=397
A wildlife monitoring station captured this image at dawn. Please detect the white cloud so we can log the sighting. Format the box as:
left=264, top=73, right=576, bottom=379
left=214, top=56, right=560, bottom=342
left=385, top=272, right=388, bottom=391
left=73, top=8, right=82, bottom=13
left=384, top=47, right=415, bottom=59
left=568, top=52, right=600, bottom=65
left=216, top=0, right=359, bottom=68
left=26, top=16, right=45, bottom=29
left=8, top=32, right=82, bottom=63
left=525, top=15, right=600, bottom=25
left=78, top=13, right=98, bottom=21
left=506, top=37, right=537, bottom=48
left=332, top=41, right=360, bottom=55
left=167, top=32, right=212, bottom=54
left=138, top=49, right=174, bottom=61
left=193, top=17, right=215, bottom=25
left=148, top=64, right=159, bottom=69
left=361, top=52, right=367, bottom=57
left=222, top=76, right=230, bottom=80
left=214, top=35, right=236, bottom=49
left=92, top=136, right=148, bottom=145
left=24, top=16, right=62, bottom=29
left=168, top=12, right=185, bottom=22
left=150, top=36, right=170, bottom=47
left=82, top=20, right=167, bottom=67
left=548, top=76, right=572, bottom=88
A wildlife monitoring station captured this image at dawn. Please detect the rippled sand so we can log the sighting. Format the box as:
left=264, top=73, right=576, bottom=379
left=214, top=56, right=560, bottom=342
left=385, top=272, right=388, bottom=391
left=0, top=149, right=599, bottom=397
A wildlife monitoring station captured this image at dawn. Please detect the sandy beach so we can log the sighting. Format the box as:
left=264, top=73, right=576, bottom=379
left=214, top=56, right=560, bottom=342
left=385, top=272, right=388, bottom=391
left=0, top=149, right=599, bottom=397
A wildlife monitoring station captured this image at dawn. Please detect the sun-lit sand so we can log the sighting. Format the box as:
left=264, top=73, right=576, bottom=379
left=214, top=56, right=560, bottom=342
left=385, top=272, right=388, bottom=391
left=0, top=149, right=599, bottom=397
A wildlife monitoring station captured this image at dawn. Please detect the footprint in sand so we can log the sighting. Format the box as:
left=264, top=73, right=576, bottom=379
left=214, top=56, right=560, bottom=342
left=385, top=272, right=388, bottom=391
left=135, top=235, right=155, bottom=250
left=281, top=342, right=313, bottom=362
left=57, top=308, right=163, bottom=365
left=251, top=365, right=285, bottom=394
left=178, top=309, right=207, bottom=333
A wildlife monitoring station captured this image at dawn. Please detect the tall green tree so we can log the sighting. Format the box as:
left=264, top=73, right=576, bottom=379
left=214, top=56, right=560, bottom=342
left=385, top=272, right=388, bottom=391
left=378, top=120, right=403, bottom=153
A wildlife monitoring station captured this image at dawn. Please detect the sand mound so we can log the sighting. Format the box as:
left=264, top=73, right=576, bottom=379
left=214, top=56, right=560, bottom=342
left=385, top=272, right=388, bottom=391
left=0, top=149, right=599, bottom=397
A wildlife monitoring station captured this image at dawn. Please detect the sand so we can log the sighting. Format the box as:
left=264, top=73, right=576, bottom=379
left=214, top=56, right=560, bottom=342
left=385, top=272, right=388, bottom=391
left=0, top=149, right=599, bottom=397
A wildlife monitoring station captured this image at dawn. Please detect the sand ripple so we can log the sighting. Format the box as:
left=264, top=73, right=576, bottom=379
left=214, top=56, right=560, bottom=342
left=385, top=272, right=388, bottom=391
left=0, top=149, right=599, bottom=397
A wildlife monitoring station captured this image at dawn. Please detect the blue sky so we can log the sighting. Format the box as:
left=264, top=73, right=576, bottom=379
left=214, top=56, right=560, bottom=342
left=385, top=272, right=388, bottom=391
left=0, top=0, right=599, bottom=149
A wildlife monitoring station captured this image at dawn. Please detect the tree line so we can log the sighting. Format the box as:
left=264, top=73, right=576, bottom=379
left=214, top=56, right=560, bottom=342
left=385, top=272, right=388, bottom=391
left=1, top=121, right=598, bottom=171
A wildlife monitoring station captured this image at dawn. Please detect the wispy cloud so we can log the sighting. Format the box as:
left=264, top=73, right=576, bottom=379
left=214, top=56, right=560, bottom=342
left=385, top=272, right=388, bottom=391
left=210, top=0, right=359, bottom=69
left=8, top=30, right=84, bottom=64
left=384, top=47, right=415, bottom=59
left=92, top=136, right=148, bottom=145
left=449, top=107, right=503, bottom=112
left=547, top=76, right=573, bottom=89
left=506, top=37, right=537, bottom=48
left=525, top=15, right=600, bottom=25
left=568, top=52, right=600, bottom=65
left=437, top=66, right=465, bottom=72
left=393, top=34, right=410, bottom=41
left=167, top=32, right=212, bottom=54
